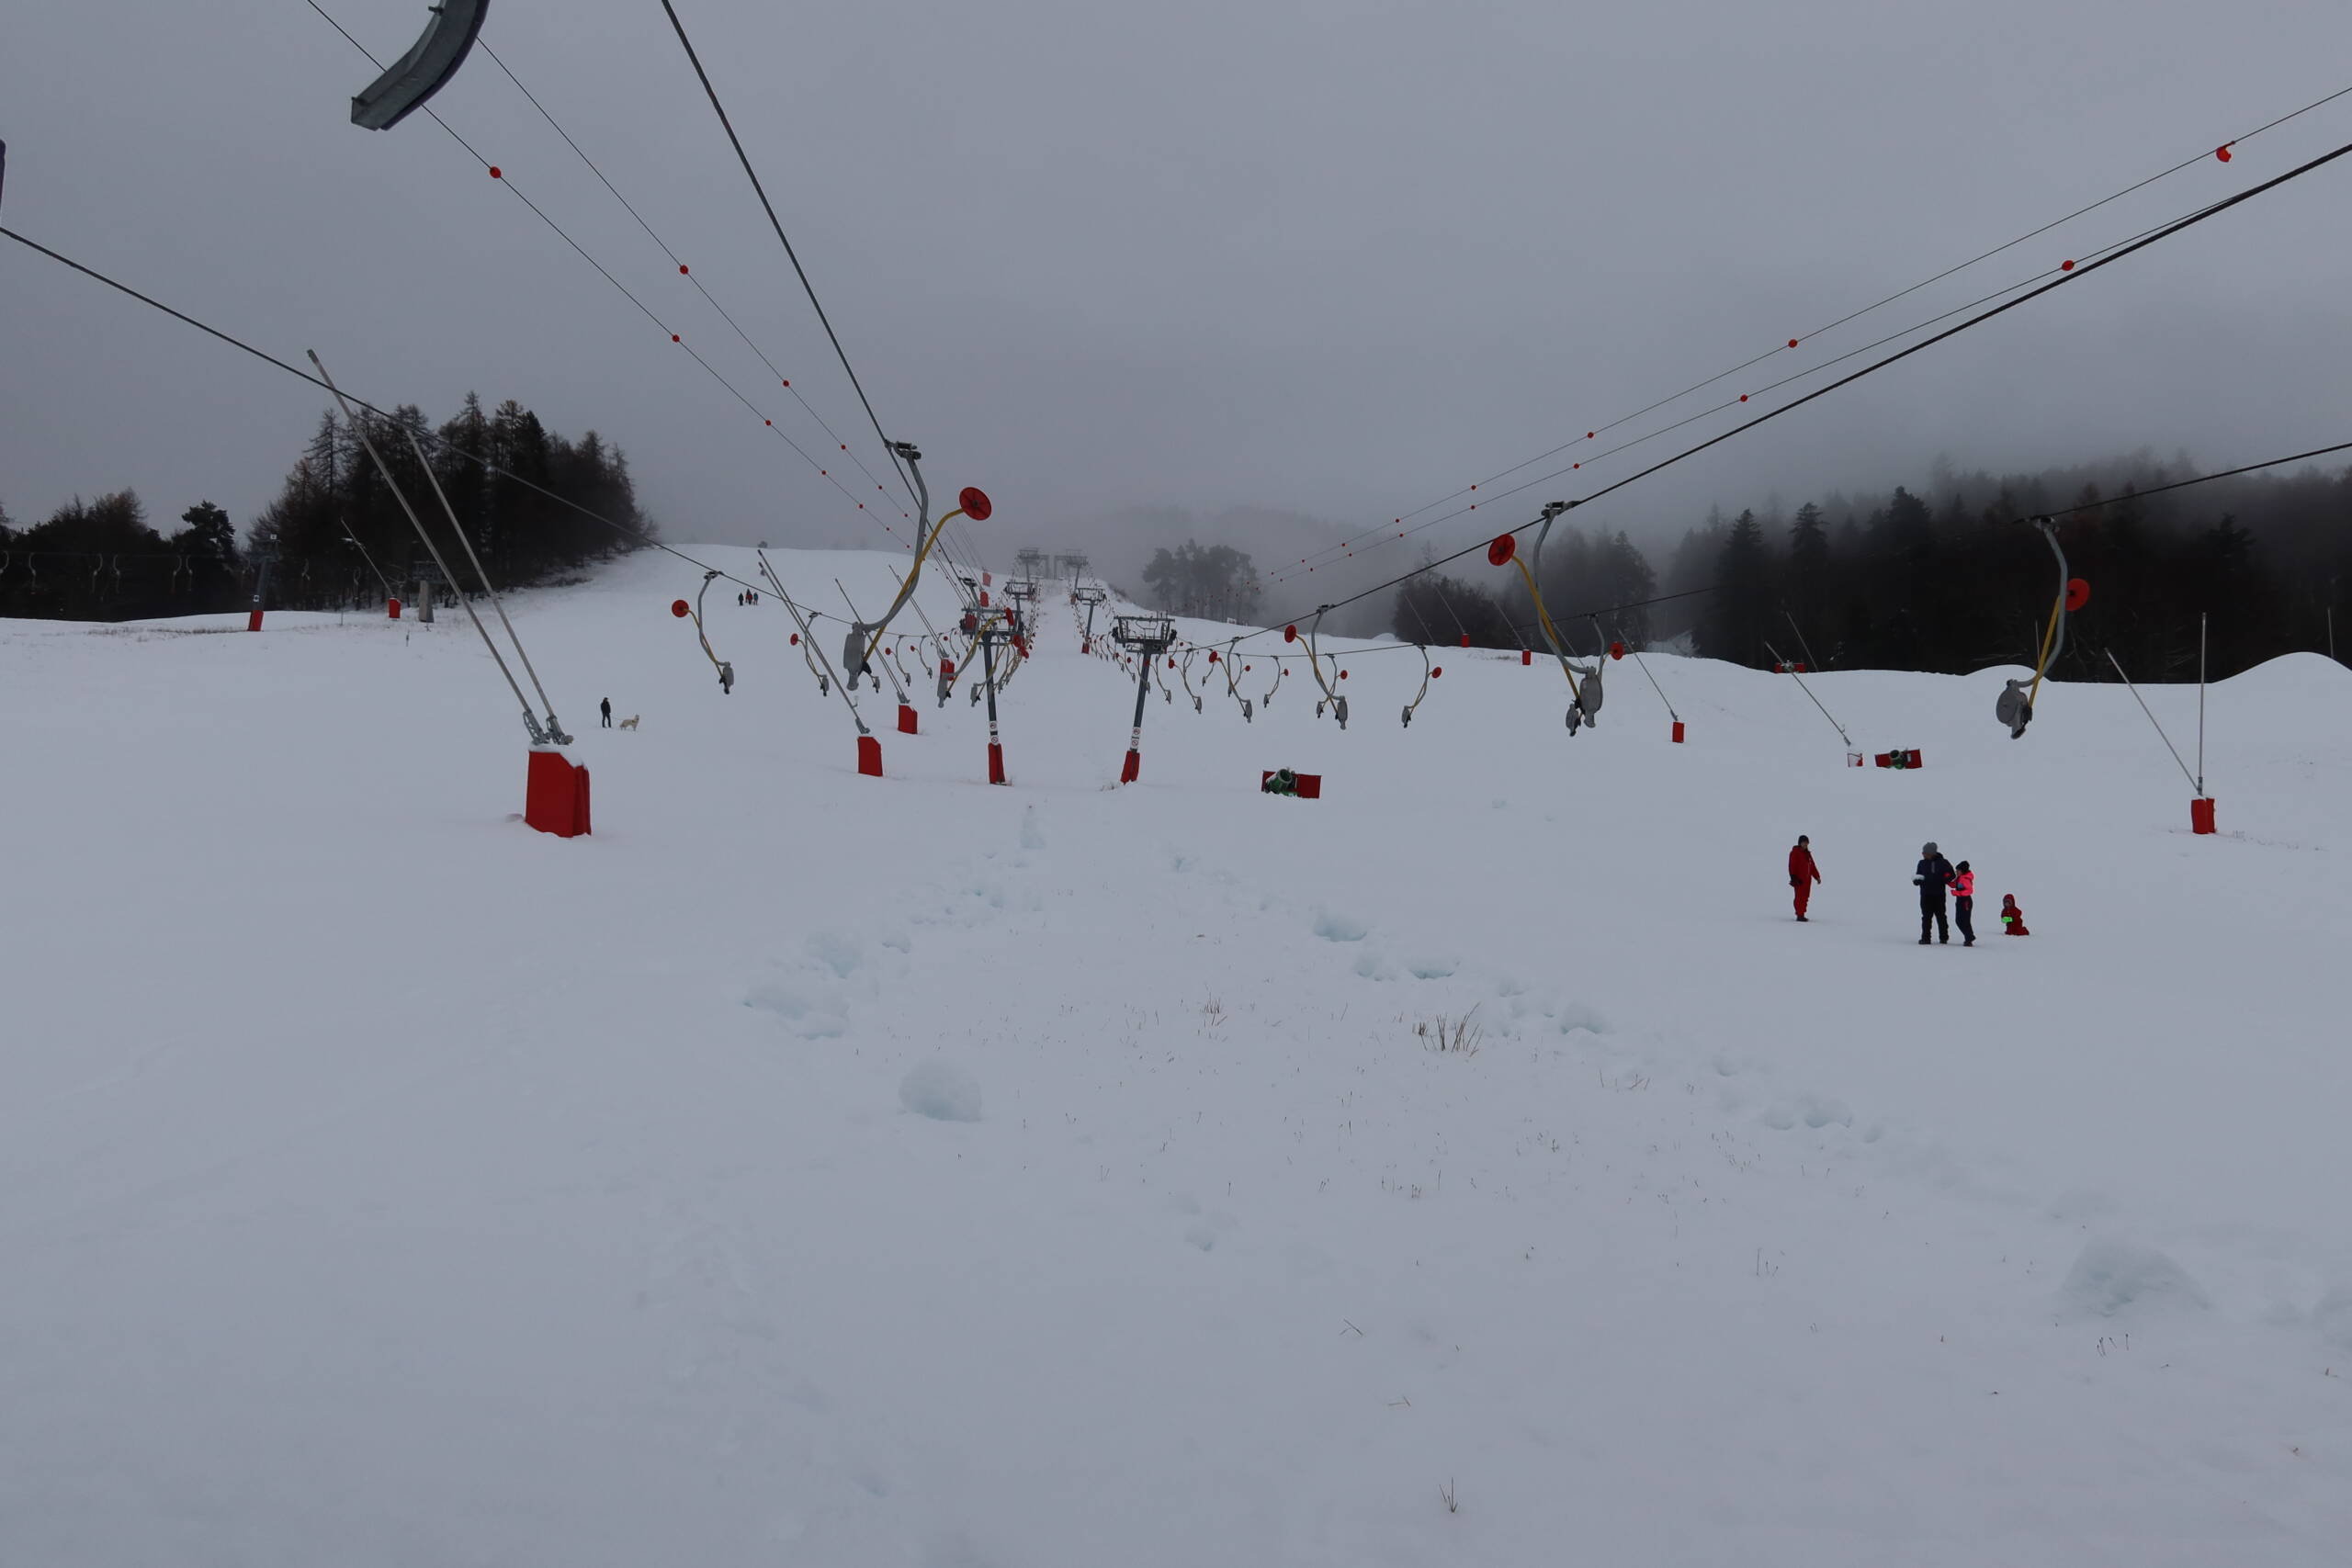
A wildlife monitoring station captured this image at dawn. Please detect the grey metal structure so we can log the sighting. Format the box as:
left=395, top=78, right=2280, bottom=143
left=351, top=1, right=491, bottom=130
left=1113, top=615, right=1177, bottom=781
left=1072, top=584, right=1107, bottom=649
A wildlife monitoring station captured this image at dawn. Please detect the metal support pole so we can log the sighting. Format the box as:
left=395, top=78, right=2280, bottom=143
left=403, top=429, right=571, bottom=743
left=1764, top=640, right=1852, bottom=747
left=756, top=550, right=868, bottom=736
left=2197, top=612, right=2207, bottom=797
left=309, top=350, right=548, bottom=743
left=1782, top=608, right=1822, bottom=671
left=981, top=626, right=1006, bottom=784
left=2104, top=647, right=2201, bottom=793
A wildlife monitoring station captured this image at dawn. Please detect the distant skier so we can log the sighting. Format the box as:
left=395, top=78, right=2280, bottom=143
left=1788, top=834, right=1821, bottom=921
left=1914, top=840, right=1956, bottom=945
left=600, top=696, right=612, bottom=728
left=1952, top=859, right=1977, bottom=946
left=2000, top=894, right=2030, bottom=936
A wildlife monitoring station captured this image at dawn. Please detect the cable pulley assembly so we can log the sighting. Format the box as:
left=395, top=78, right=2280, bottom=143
left=349, top=0, right=489, bottom=130
left=1489, top=505, right=1600, bottom=733
left=1998, top=515, right=2086, bottom=739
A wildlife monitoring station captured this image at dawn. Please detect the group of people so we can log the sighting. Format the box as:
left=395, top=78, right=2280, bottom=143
left=1785, top=835, right=2028, bottom=943
left=735, top=590, right=762, bottom=607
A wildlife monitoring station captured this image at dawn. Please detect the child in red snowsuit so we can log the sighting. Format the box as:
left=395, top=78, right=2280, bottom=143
left=1789, top=835, right=1821, bottom=920
left=2000, top=894, right=2030, bottom=936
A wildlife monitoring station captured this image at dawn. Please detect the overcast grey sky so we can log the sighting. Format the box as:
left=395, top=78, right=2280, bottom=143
left=5, top=0, right=2349, bottom=593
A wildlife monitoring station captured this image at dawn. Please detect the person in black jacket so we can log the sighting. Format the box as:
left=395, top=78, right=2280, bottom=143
left=1914, top=840, right=1956, bottom=945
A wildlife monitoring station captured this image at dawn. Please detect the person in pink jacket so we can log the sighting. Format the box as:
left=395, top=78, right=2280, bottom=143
left=1951, top=860, right=1977, bottom=946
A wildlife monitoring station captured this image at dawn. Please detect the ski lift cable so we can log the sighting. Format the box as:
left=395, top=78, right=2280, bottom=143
left=1235, top=134, right=2352, bottom=645
left=300, top=1, right=924, bottom=552
left=1278, top=173, right=2315, bottom=589
left=1277, top=80, right=2352, bottom=580
left=0, top=221, right=901, bottom=612
left=650, top=1, right=932, bottom=529
left=468, top=35, right=956, bottom=561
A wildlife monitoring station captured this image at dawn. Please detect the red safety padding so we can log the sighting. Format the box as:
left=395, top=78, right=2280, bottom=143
left=525, top=748, right=592, bottom=838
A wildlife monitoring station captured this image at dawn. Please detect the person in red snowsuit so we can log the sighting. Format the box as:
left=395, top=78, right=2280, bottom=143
left=1788, top=834, right=1821, bottom=920
left=2000, top=894, right=2030, bottom=936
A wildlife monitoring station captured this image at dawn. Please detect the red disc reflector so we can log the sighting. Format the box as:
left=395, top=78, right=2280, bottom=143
left=959, top=487, right=993, bottom=521
left=488, top=165, right=502, bottom=179
left=1586, top=432, right=1594, bottom=439
left=1340, top=670, right=1348, bottom=680
left=1245, top=664, right=1251, bottom=671
left=2066, top=577, right=2091, bottom=611
left=1610, top=640, right=1625, bottom=660
left=1487, top=535, right=1517, bottom=566
left=2216, top=145, right=2233, bottom=162
left=1168, top=658, right=1176, bottom=668
left=1739, top=394, right=1748, bottom=402
left=1283, top=625, right=1298, bottom=642
left=672, top=334, right=681, bottom=343
left=2061, top=259, right=2075, bottom=271
left=1788, top=338, right=1799, bottom=348
left=679, top=264, right=689, bottom=275
left=764, top=420, right=772, bottom=425
left=670, top=599, right=689, bottom=618
left=782, top=378, right=791, bottom=387
left=1432, top=666, right=1443, bottom=677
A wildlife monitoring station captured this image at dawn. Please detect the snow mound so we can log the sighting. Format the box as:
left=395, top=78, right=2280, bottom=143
left=1312, top=908, right=1369, bottom=942
left=2061, top=1239, right=2210, bottom=1319
left=899, top=1060, right=983, bottom=1122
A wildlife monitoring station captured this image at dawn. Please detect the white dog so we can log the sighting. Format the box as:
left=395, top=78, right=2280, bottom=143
left=616, top=715, right=640, bottom=730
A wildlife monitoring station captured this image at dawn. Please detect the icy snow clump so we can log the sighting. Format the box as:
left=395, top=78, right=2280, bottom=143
left=2061, top=1239, right=2210, bottom=1319
left=899, top=1060, right=983, bottom=1122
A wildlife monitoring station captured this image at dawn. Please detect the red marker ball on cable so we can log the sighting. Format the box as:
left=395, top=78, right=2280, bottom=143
left=2061, top=259, right=2075, bottom=271
left=489, top=165, right=503, bottom=179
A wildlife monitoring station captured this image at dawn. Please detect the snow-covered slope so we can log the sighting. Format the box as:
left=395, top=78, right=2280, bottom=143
left=6, top=546, right=2349, bottom=1565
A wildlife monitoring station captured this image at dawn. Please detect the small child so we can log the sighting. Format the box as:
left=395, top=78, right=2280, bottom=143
left=1952, top=861, right=1977, bottom=946
left=2000, top=894, right=2030, bottom=936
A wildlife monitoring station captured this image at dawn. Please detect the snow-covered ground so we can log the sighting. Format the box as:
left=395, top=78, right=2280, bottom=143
left=5, top=546, right=2349, bottom=1565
